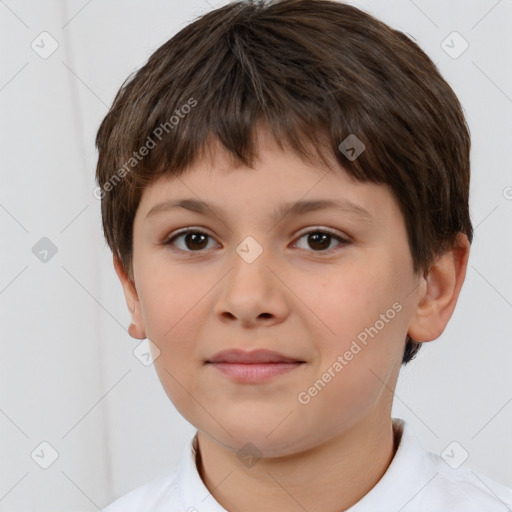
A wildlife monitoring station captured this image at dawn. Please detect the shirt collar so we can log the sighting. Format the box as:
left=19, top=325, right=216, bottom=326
left=177, top=433, right=228, bottom=512
left=347, top=418, right=437, bottom=511
left=176, top=418, right=434, bottom=512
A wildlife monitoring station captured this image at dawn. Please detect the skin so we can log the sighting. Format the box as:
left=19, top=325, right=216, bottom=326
left=114, top=126, right=470, bottom=512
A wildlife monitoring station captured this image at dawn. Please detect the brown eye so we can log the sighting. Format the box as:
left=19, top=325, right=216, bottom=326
left=294, top=229, right=350, bottom=253
left=164, top=230, right=216, bottom=251
left=163, top=227, right=350, bottom=255
left=306, top=232, right=331, bottom=251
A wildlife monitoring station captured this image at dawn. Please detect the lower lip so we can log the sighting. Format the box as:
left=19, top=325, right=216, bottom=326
left=208, top=362, right=303, bottom=383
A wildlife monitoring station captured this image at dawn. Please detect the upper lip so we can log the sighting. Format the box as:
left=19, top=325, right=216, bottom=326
left=207, top=349, right=304, bottom=364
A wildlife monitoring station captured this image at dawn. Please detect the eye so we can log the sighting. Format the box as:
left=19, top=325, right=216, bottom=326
left=162, top=227, right=350, bottom=254
left=163, top=229, right=218, bottom=252
left=293, top=228, right=350, bottom=254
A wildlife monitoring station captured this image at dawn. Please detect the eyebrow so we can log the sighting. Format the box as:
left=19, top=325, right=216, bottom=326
left=145, top=197, right=374, bottom=223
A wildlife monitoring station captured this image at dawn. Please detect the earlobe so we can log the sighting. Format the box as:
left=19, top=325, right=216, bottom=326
left=113, top=255, right=147, bottom=340
left=128, top=322, right=146, bottom=340
left=407, top=234, right=470, bottom=342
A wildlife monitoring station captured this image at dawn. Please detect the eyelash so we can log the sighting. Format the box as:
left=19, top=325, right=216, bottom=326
left=162, top=227, right=351, bottom=255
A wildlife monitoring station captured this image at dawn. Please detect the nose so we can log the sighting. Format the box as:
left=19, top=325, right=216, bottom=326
left=213, top=239, right=290, bottom=328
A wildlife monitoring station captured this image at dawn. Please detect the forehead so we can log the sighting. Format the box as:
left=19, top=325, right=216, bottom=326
left=136, top=129, right=401, bottom=229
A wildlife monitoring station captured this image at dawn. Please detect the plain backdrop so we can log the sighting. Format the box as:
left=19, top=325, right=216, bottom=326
left=0, top=0, right=511, bottom=510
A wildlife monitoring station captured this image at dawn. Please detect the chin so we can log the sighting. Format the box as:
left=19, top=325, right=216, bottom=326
left=196, top=416, right=308, bottom=458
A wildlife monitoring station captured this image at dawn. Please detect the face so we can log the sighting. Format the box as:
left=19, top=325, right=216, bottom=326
left=123, top=128, right=427, bottom=457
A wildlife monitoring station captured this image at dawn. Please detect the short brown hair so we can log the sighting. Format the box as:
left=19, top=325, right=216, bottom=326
left=95, top=0, right=473, bottom=364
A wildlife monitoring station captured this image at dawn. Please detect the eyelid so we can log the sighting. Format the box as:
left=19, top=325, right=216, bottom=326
left=295, top=226, right=350, bottom=240
left=162, top=225, right=350, bottom=242
left=162, top=225, right=351, bottom=253
left=162, top=226, right=216, bottom=243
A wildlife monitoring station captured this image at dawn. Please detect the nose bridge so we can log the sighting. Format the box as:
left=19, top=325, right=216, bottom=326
left=214, top=233, right=285, bottom=322
left=229, top=233, right=274, bottom=291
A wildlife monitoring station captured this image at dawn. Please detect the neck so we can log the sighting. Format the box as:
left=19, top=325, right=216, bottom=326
left=194, top=414, right=400, bottom=512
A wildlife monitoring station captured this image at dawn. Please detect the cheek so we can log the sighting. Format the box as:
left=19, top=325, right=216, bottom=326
left=140, top=273, right=209, bottom=415
left=137, top=264, right=203, bottom=343
left=297, top=274, right=405, bottom=433
left=312, top=263, right=407, bottom=365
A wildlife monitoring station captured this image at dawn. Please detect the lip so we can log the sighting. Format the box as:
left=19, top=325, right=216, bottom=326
left=207, top=349, right=303, bottom=364
left=206, top=349, right=305, bottom=383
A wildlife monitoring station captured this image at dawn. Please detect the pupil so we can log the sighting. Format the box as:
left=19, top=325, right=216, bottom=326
left=187, top=233, right=208, bottom=250
left=309, top=232, right=330, bottom=250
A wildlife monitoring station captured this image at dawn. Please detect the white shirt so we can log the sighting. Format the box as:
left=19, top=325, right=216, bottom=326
left=102, top=418, right=512, bottom=511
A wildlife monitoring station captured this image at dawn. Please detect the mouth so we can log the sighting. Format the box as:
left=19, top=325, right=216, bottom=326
left=206, top=349, right=306, bottom=383
left=207, top=348, right=304, bottom=364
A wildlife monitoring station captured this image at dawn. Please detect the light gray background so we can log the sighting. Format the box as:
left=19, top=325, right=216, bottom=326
left=0, top=0, right=511, bottom=510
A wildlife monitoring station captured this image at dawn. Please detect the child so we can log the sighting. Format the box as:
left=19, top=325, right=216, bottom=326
left=96, top=1, right=512, bottom=510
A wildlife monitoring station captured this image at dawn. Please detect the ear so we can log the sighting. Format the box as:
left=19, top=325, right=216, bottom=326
left=113, top=255, right=146, bottom=340
left=407, top=233, right=470, bottom=342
